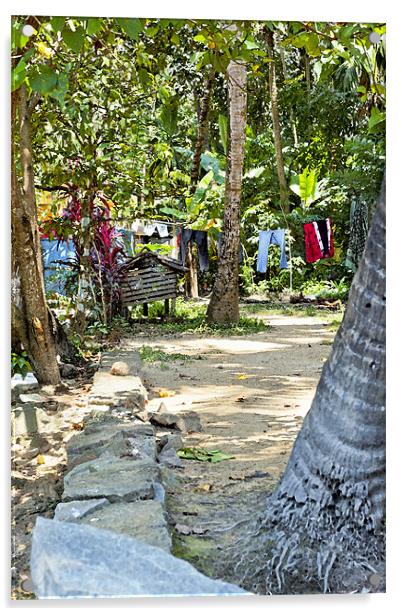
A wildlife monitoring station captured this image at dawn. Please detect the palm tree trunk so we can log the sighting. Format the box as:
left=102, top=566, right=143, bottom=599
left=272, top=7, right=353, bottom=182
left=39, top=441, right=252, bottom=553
left=266, top=30, right=289, bottom=213
left=207, top=60, right=247, bottom=324
left=240, top=179, right=386, bottom=594
left=12, top=86, right=61, bottom=385
left=185, top=67, right=215, bottom=298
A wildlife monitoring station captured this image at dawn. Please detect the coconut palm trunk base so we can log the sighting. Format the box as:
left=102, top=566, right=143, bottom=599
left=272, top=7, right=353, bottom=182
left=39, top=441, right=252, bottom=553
left=227, top=181, right=386, bottom=594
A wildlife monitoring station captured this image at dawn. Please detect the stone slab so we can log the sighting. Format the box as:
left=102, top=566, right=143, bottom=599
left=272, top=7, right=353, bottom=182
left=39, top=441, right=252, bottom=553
left=11, top=404, right=63, bottom=437
left=66, top=422, right=157, bottom=469
left=62, top=456, right=159, bottom=503
left=54, top=498, right=110, bottom=522
left=30, top=517, right=251, bottom=598
left=78, top=500, right=171, bottom=552
left=89, top=372, right=147, bottom=411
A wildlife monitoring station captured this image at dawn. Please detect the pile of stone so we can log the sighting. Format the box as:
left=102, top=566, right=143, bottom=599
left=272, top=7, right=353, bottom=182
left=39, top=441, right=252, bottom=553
left=30, top=355, right=249, bottom=598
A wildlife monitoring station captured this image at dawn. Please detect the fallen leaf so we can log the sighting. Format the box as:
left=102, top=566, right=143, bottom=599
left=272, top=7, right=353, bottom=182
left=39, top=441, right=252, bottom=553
left=197, top=483, right=212, bottom=492
left=36, top=454, right=45, bottom=465
left=72, top=422, right=84, bottom=431
left=159, top=389, right=176, bottom=398
left=236, top=396, right=246, bottom=403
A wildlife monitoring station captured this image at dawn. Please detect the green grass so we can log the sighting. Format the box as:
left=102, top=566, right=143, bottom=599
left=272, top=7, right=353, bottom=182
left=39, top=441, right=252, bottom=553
left=325, top=316, right=343, bottom=331
left=130, top=299, right=270, bottom=336
left=138, top=345, right=191, bottom=363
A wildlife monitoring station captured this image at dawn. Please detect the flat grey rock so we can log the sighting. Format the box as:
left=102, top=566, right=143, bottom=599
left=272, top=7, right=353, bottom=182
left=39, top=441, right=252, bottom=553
left=89, top=372, right=147, bottom=411
left=66, top=422, right=156, bottom=468
left=54, top=498, right=110, bottom=522
left=158, top=433, right=183, bottom=452
left=19, top=393, right=47, bottom=404
left=78, top=500, right=171, bottom=552
left=63, top=456, right=159, bottom=502
left=11, top=372, right=39, bottom=391
left=158, top=447, right=185, bottom=469
left=30, top=517, right=250, bottom=598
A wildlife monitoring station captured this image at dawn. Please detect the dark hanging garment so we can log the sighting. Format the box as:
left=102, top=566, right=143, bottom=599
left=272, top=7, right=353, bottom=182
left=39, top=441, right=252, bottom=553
left=345, top=200, right=369, bottom=272
left=179, top=228, right=209, bottom=271
left=304, top=218, right=334, bottom=263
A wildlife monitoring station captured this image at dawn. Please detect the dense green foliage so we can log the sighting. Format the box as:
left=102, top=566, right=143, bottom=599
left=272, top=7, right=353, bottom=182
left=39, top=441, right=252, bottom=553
left=12, top=16, right=385, bottom=341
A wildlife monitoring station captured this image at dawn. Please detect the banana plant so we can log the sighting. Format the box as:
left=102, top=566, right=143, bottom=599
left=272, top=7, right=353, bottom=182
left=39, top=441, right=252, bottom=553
left=289, top=167, right=322, bottom=209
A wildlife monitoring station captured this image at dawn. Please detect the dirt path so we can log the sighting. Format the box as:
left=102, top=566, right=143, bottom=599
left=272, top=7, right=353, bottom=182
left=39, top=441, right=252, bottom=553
left=126, top=310, right=337, bottom=585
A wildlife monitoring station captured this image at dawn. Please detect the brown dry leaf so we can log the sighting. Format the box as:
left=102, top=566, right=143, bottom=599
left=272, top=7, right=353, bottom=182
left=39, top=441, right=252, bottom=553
left=235, top=396, right=246, bottom=403
left=197, top=483, right=212, bottom=492
left=72, top=422, right=84, bottom=431
left=159, top=389, right=176, bottom=398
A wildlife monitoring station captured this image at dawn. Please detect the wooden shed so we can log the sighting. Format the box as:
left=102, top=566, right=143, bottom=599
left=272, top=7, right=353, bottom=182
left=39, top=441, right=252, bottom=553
left=120, top=248, right=188, bottom=315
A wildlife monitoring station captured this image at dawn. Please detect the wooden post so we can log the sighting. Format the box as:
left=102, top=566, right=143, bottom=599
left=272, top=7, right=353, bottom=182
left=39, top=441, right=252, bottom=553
left=143, top=303, right=148, bottom=317
left=164, top=298, right=170, bottom=316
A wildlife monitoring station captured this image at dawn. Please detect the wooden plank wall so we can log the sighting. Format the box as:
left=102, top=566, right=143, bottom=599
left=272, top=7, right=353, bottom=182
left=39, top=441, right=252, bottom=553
left=121, top=263, right=178, bottom=306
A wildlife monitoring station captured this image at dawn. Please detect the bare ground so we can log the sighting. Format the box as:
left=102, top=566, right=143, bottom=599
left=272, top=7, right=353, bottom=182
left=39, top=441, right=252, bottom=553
left=10, top=309, right=338, bottom=597
left=127, top=310, right=336, bottom=584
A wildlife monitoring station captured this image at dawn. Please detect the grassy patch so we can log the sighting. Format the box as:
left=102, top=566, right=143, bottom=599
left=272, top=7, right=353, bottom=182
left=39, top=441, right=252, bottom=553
left=139, top=345, right=190, bottom=363
left=325, top=317, right=343, bottom=331
left=159, top=315, right=269, bottom=336
left=131, top=299, right=270, bottom=336
left=320, top=339, right=334, bottom=346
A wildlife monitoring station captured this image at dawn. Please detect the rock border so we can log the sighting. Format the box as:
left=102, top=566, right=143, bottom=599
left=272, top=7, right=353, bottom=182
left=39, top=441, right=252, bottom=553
left=30, top=352, right=250, bottom=598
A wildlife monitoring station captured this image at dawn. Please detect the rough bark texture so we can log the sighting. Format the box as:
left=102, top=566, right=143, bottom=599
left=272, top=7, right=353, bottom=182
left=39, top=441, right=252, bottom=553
left=266, top=30, right=289, bottom=213
left=279, top=46, right=298, bottom=147
left=11, top=86, right=61, bottom=384
left=190, top=68, right=215, bottom=187
left=234, top=180, right=386, bottom=594
left=185, top=68, right=215, bottom=298
left=207, top=60, right=247, bottom=324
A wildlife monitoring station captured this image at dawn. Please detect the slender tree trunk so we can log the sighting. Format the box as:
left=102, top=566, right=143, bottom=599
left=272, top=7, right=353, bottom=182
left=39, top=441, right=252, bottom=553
left=206, top=60, right=247, bottom=324
left=12, top=86, right=60, bottom=385
left=279, top=45, right=299, bottom=147
left=237, top=179, right=386, bottom=594
left=190, top=66, right=215, bottom=187
left=75, top=190, right=96, bottom=333
left=185, top=67, right=215, bottom=298
left=266, top=30, right=289, bottom=213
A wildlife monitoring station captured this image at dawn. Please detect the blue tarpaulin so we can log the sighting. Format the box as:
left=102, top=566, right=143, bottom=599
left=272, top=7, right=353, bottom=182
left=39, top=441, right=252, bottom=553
left=41, top=239, right=76, bottom=294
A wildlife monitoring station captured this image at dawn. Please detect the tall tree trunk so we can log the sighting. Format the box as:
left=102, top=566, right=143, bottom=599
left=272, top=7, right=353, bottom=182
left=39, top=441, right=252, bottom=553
left=190, top=67, right=215, bottom=186
left=185, top=67, right=215, bottom=298
left=266, top=30, right=289, bottom=213
left=206, top=60, right=247, bottom=324
left=279, top=45, right=299, bottom=147
left=75, top=190, right=96, bottom=332
left=11, top=86, right=61, bottom=385
left=238, top=179, right=386, bottom=594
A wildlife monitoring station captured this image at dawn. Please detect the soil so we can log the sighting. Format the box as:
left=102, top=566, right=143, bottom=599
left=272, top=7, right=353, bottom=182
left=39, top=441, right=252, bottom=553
left=11, top=379, right=94, bottom=600
left=10, top=308, right=337, bottom=598
left=127, top=309, right=336, bottom=587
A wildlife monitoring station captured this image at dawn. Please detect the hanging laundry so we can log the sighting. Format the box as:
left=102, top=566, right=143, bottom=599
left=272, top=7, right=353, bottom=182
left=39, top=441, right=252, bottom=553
left=217, top=232, right=244, bottom=263
left=143, top=222, right=169, bottom=238
left=345, top=200, right=369, bottom=272
left=179, top=228, right=209, bottom=271
left=303, top=218, right=334, bottom=264
left=257, top=229, right=288, bottom=272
